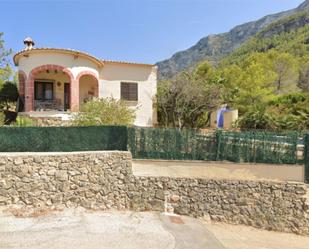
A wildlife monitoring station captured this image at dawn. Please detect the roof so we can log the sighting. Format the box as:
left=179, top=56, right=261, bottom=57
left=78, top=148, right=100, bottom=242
left=13, top=47, right=155, bottom=68
left=13, top=48, right=104, bottom=67
left=102, top=59, right=154, bottom=67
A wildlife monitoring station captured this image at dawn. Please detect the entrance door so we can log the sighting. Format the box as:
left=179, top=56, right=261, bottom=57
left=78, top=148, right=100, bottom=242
left=64, top=83, right=70, bottom=111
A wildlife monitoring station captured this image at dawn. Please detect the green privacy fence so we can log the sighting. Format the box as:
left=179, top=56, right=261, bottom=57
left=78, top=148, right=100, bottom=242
left=128, top=127, right=217, bottom=160
left=0, top=126, right=127, bottom=152
left=304, top=134, right=309, bottom=183
left=128, top=127, right=300, bottom=165
left=216, top=130, right=300, bottom=164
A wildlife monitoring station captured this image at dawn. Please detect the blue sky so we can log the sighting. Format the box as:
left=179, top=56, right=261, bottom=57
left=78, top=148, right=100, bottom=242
left=1, top=0, right=305, bottom=64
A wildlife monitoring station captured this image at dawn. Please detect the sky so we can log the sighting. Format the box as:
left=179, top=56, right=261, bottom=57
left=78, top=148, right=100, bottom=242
left=0, top=0, right=305, bottom=64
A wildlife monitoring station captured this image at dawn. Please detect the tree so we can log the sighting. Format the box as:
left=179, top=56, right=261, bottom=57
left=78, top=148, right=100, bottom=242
left=0, top=33, right=13, bottom=87
left=298, top=55, right=309, bottom=92
left=0, top=33, right=15, bottom=124
left=71, top=98, right=136, bottom=126
left=157, top=66, right=222, bottom=129
left=218, top=53, right=277, bottom=113
left=268, top=51, right=299, bottom=93
left=0, top=81, right=19, bottom=111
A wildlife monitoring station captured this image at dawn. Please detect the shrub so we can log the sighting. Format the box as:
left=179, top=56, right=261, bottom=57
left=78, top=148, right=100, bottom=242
left=14, top=116, right=37, bottom=127
left=0, top=81, right=19, bottom=111
left=0, top=112, right=5, bottom=126
left=235, top=106, right=277, bottom=130
left=71, top=98, right=136, bottom=126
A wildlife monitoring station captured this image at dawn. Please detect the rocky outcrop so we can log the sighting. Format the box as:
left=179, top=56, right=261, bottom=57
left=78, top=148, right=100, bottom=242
left=156, top=0, right=309, bottom=79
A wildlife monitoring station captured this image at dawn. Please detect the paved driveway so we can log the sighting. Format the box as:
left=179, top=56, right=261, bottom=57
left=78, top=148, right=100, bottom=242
left=133, top=159, right=304, bottom=182
left=0, top=209, right=308, bottom=249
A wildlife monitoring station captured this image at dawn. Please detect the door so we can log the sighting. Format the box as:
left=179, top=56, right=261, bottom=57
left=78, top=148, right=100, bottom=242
left=64, top=83, right=70, bottom=111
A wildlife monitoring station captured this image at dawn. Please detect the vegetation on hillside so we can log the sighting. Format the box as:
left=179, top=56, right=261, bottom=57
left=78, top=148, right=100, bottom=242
left=157, top=9, right=309, bottom=131
left=156, top=1, right=309, bottom=79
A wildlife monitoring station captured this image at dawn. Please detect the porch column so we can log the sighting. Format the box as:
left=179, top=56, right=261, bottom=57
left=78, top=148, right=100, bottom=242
left=24, top=78, right=34, bottom=112
left=70, top=79, right=79, bottom=112
left=18, top=71, right=26, bottom=99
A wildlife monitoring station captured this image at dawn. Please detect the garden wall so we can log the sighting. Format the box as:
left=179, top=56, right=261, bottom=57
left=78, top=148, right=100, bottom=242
left=0, top=151, right=308, bottom=235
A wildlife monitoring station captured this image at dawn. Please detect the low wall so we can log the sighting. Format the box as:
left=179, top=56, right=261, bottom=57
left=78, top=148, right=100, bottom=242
left=0, top=151, right=132, bottom=210
left=133, top=177, right=309, bottom=235
left=0, top=151, right=308, bottom=235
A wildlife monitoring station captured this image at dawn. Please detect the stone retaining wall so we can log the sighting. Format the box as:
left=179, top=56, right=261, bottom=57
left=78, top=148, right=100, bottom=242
left=0, top=151, right=132, bottom=210
left=0, top=151, right=308, bottom=235
left=133, top=177, right=309, bottom=235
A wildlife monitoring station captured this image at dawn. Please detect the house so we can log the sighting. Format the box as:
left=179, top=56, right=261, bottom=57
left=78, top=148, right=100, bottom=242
left=14, top=38, right=157, bottom=127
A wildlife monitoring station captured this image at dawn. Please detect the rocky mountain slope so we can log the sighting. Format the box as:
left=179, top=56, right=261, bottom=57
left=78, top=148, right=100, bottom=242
left=156, top=0, right=309, bottom=79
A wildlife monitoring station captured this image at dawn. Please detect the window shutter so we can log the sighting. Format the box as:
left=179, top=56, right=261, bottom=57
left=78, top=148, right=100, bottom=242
left=121, top=82, right=138, bottom=101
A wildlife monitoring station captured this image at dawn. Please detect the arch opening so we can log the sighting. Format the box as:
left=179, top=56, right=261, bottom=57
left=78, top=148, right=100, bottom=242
left=25, top=65, right=74, bottom=112
left=77, top=72, right=99, bottom=109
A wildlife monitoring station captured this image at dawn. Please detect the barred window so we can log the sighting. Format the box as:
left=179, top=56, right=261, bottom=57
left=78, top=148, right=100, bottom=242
left=121, top=82, right=138, bottom=101
left=35, top=81, right=54, bottom=100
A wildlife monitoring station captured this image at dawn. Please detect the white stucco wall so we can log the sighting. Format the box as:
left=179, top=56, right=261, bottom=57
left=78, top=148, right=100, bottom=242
left=100, top=63, right=157, bottom=127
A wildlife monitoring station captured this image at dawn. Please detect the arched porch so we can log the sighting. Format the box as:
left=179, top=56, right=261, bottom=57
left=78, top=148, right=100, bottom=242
left=76, top=71, right=99, bottom=109
left=24, top=65, right=75, bottom=112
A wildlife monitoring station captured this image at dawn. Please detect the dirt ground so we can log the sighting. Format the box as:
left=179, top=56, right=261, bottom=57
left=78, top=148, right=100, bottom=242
left=0, top=208, right=309, bottom=249
left=133, top=159, right=304, bottom=182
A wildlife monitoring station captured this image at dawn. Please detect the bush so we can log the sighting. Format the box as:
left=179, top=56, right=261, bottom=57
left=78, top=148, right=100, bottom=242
left=0, top=81, right=19, bottom=111
left=14, top=116, right=37, bottom=127
left=236, top=106, right=277, bottom=130
left=0, top=112, right=5, bottom=126
left=72, top=98, right=136, bottom=126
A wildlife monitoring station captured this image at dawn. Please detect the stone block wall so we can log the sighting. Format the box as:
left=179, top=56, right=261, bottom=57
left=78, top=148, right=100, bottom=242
left=0, top=151, right=308, bottom=235
left=0, top=151, right=132, bottom=210
left=132, top=177, right=309, bottom=235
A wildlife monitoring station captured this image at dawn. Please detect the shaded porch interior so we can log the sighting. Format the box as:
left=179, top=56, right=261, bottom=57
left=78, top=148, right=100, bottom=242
left=32, top=70, right=98, bottom=111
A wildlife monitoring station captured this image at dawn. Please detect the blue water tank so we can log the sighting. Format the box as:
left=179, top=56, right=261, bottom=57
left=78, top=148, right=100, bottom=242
left=216, top=107, right=230, bottom=128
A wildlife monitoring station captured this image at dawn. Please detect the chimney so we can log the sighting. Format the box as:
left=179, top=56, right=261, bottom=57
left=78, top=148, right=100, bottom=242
left=23, top=37, right=35, bottom=50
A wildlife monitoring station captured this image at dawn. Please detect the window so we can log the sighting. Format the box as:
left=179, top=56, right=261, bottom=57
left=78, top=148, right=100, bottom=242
left=35, top=81, right=54, bottom=100
left=121, top=82, right=138, bottom=101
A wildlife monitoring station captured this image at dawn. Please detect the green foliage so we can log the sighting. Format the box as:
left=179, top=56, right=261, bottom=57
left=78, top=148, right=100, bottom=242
left=0, top=81, right=19, bottom=111
left=72, top=98, right=136, bottom=126
left=157, top=8, right=309, bottom=131
left=236, top=93, right=309, bottom=131
left=225, top=10, right=309, bottom=64
left=0, top=112, right=4, bottom=126
left=217, top=52, right=277, bottom=112
left=14, top=116, right=37, bottom=127
left=236, top=106, right=276, bottom=130
left=0, top=33, right=13, bottom=87
left=157, top=63, right=223, bottom=129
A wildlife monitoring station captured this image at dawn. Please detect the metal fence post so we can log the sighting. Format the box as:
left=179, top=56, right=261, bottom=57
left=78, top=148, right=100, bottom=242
left=304, top=134, right=309, bottom=183
left=215, top=129, right=222, bottom=161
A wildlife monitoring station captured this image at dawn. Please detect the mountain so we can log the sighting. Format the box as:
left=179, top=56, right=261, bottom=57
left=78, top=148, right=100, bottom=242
left=224, top=9, right=309, bottom=64
left=156, top=0, right=309, bottom=79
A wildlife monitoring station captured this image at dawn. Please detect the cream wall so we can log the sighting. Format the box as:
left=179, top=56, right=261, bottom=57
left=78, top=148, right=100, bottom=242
left=79, top=75, right=97, bottom=107
left=100, top=63, right=157, bottom=127
left=17, top=50, right=157, bottom=127
left=18, top=51, right=100, bottom=79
